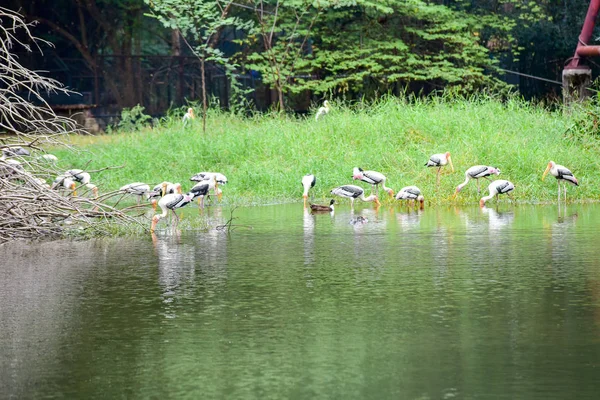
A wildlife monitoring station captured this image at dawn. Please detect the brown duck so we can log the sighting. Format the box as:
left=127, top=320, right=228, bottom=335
left=310, top=199, right=335, bottom=212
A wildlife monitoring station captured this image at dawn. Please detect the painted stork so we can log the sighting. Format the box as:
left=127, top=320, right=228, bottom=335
left=310, top=199, right=335, bottom=212
left=190, top=172, right=227, bottom=185
left=331, top=184, right=381, bottom=207
left=40, top=154, right=58, bottom=162
left=150, top=192, right=194, bottom=232
left=2, top=146, right=30, bottom=158
left=425, top=152, right=454, bottom=186
left=454, top=165, right=501, bottom=197
left=480, top=180, right=515, bottom=207
left=302, top=174, right=316, bottom=208
left=182, top=108, right=195, bottom=126
left=0, top=159, right=24, bottom=179
left=352, top=167, right=394, bottom=197
left=190, top=177, right=219, bottom=209
left=542, top=161, right=578, bottom=204
left=51, top=175, right=76, bottom=195
left=315, top=100, right=330, bottom=121
left=83, top=183, right=99, bottom=199
left=395, top=185, right=425, bottom=209
left=120, top=182, right=150, bottom=204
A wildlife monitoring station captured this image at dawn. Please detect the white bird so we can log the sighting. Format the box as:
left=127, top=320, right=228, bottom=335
left=51, top=175, right=76, bottom=195
left=191, top=172, right=227, bottom=199
left=331, top=184, right=381, bottom=208
left=120, top=182, right=150, bottom=204
left=190, top=177, right=220, bottom=209
left=65, top=169, right=91, bottom=184
left=2, top=146, right=30, bottom=158
left=150, top=192, right=194, bottom=232
left=480, top=180, right=515, bottom=207
left=395, top=185, right=425, bottom=209
left=83, top=183, right=99, bottom=199
left=425, top=151, right=454, bottom=186
left=352, top=167, right=394, bottom=197
left=182, top=108, right=195, bottom=126
left=40, top=154, right=58, bottom=162
left=190, top=172, right=227, bottom=185
left=315, top=100, right=330, bottom=121
left=542, top=161, right=578, bottom=204
left=302, top=174, right=316, bottom=208
left=0, top=158, right=24, bottom=179
left=454, top=165, right=501, bottom=197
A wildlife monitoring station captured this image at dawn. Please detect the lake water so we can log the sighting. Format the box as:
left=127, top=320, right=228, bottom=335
left=2, top=203, right=600, bottom=399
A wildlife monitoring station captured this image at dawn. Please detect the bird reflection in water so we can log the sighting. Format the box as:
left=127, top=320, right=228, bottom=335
left=480, top=205, right=515, bottom=231
left=151, top=233, right=196, bottom=319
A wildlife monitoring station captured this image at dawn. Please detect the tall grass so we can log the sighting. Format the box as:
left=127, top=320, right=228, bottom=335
left=51, top=96, right=600, bottom=206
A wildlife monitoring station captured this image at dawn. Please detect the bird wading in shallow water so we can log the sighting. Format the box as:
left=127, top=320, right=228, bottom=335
left=425, top=152, right=454, bottom=187
left=315, top=100, right=330, bottom=121
left=480, top=180, right=515, bottom=207
left=395, top=186, right=424, bottom=209
left=331, top=184, right=381, bottom=208
left=151, top=192, right=194, bottom=232
left=454, top=165, right=501, bottom=198
left=542, top=161, right=578, bottom=204
left=352, top=167, right=394, bottom=197
left=310, top=199, right=335, bottom=212
left=302, top=174, right=316, bottom=208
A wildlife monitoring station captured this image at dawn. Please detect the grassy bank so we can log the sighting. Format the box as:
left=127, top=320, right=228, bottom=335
left=51, top=96, right=600, bottom=206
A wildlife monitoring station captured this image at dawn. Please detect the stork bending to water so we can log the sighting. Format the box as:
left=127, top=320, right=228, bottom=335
left=331, top=185, right=381, bottom=208
left=454, top=165, right=501, bottom=197
left=302, top=174, right=316, bottom=208
left=352, top=167, right=394, bottom=197
left=480, top=180, right=515, bottom=207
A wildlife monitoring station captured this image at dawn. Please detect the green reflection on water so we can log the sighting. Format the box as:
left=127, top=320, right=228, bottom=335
left=2, top=204, right=600, bottom=399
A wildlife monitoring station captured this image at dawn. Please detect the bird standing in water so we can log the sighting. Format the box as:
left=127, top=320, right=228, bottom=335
left=454, top=165, right=501, bottom=197
left=542, top=161, right=578, bottom=204
left=331, top=185, right=381, bottom=208
left=425, top=152, right=454, bottom=187
left=151, top=192, right=194, bottom=232
left=352, top=167, right=394, bottom=197
left=302, top=174, right=316, bottom=208
left=395, top=186, right=425, bottom=209
left=480, top=180, right=515, bottom=207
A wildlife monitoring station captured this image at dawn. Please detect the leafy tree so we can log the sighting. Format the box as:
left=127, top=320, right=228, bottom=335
left=146, top=0, right=252, bottom=130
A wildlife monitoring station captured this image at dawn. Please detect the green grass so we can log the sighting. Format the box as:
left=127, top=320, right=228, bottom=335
left=50, top=96, right=600, bottom=206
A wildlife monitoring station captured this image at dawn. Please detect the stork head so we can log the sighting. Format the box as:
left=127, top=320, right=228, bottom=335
left=445, top=152, right=454, bottom=172
left=386, top=188, right=394, bottom=197
left=352, top=167, right=363, bottom=180
left=175, top=183, right=182, bottom=194
left=70, top=182, right=77, bottom=196
left=161, top=182, right=168, bottom=197
left=187, top=108, right=195, bottom=119
left=479, top=199, right=486, bottom=208
left=542, top=161, right=554, bottom=181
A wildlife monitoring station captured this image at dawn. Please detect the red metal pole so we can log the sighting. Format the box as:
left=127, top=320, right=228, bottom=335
left=566, top=0, right=600, bottom=69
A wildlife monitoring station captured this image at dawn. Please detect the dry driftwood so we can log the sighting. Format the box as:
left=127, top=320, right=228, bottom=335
left=0, top=7, right=144, bottom=244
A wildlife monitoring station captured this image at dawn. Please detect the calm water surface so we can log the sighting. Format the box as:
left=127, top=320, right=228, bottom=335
left=2, top=203, right=600, bottom=399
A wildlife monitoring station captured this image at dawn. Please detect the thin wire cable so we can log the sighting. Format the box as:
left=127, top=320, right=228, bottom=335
left=497, top=68, right=562, bottom=85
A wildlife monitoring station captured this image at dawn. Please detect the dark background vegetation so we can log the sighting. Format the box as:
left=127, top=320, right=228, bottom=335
left=6, top=0, right=600, bottom=117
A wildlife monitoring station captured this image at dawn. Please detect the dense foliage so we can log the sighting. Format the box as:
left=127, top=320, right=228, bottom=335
left=5, top=0, right=600, bottom=110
